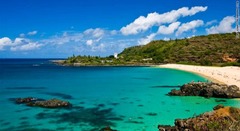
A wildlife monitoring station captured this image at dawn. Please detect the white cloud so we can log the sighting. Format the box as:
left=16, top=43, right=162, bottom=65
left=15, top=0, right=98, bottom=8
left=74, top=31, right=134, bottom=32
left=43, top=28, right=110, bottom=46
left=206, top=16, right=235, bottom=34
left=0, top=37, right=42, bottom=51
left=28, top=30, right=38, bottom=36
left=0, top=37, right=12, bottom=44
left=86, top=40, right=93, bottom=46
left=205, top=20, right=218, bottom=27
left=43, top=32, right=83, bottom=45
left=1, top=28, right=125, bottom=56
left=38, top=28, right=116, bottom=54
left=110, top=30, right=118, bottom=35
left=0, top=37, right=12, bottom=50
left=11, top=42, right=42, bottom=51
left=91, top=43, right=105, bottom=52
left=120, top=6, right=207, bottom=35
left=18, top=31, right=37, bottom=38
left=176, top=20, right=204, bottom=36
left=14, top=38, right=26, bottom=45
left=158, top=22, right=181, bottom=35
left=84, top=28, right=105, bottom=38
left=138, top=33, right=156, bottom=45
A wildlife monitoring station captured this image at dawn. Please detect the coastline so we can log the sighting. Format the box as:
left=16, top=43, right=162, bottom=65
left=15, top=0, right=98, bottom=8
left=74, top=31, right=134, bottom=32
left=158, top=64, right=240, bottom=88
left=51, top=60, right=155, bottom=67
left=52, top=60, right=240, bottom=88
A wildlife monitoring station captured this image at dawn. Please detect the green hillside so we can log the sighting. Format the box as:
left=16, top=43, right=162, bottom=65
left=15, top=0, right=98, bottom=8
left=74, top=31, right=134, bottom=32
left=119, top=33, right=240, bottom=66
left=63, top=33, right=240, bottom=66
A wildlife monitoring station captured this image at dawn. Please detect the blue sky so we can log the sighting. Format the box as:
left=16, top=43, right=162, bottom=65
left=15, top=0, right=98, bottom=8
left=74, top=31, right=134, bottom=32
left=0, top=0, right=237, bottom=58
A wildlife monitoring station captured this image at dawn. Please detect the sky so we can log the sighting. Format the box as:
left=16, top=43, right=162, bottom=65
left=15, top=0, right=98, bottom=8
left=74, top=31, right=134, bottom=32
left=0, top=0, right=237, bottom=58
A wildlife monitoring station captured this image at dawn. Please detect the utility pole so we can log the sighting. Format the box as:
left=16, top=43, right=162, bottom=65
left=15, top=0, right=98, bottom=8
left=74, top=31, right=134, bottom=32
left=237, top=0, right=239, bottom=39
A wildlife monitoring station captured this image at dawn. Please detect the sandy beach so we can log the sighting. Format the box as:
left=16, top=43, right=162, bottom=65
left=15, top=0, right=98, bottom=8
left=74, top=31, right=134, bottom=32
left=159, top=64, right=240, bottom=88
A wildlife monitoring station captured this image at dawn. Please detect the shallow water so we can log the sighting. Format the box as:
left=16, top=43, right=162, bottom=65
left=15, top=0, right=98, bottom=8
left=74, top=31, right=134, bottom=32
left=0, top=59, right=239, bottom=131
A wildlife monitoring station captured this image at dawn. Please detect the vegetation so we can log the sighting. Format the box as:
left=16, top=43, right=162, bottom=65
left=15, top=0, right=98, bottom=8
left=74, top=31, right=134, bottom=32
left=158, top=105, right=240, bottom=131
left=64, top=33, right=240, bottom=66
left=196, top=106, right=240, bottom=131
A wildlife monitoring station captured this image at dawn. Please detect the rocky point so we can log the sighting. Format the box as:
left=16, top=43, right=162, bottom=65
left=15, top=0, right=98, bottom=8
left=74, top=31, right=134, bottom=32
left=158, top=105, right=240, bottom=131
left=168, top=82, right=240, bottom=98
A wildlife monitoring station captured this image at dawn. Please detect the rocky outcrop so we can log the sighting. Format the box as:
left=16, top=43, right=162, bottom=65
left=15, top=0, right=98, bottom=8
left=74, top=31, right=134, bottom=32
left=158, top=105, right=240, bottom=131
left=16, top=97, right=39, bottom=104
left=168, top=82, right=240, bottom=98
left=99, top=126, right=117, bottom=131
left=15, top=97, right=71, bottom=108
left=27, top=99, right=71, bottom=108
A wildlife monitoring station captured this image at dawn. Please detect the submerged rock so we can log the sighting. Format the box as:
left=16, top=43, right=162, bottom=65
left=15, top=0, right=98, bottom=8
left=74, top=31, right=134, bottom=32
left=27, top=99, right=71, bottom=108
left=14, top=97, right=71, bottom=108
left=15, top=97, right=39, bottom=104
left=158, top=105, right=240, bottom=131
left=168, top=82, right=240, bottom=98
left=99, top=126, right=117, bottom=131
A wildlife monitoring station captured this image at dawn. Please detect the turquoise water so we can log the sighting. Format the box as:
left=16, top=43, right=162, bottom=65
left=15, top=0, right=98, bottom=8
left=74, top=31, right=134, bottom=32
left=0, top=59, right=239, bottom=131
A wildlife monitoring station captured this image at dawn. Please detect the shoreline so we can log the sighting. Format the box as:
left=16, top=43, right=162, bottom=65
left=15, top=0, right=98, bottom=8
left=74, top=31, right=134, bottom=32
left=52, top=60, right=240, bottom=88
left=51, top=60, right=155, bottom=67
left=158, top=64, right=240, bottom=88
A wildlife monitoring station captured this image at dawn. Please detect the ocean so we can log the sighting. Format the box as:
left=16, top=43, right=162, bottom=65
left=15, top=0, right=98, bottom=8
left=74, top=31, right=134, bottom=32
left=0, top=59, right=239, bottom=131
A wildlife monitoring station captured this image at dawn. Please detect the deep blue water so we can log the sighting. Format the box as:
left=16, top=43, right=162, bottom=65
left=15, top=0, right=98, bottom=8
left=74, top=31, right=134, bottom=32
left=0, top=59, right=239, bottom=131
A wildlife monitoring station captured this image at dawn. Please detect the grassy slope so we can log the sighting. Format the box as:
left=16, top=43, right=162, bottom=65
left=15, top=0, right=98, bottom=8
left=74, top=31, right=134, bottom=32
left=119, top=33, right=240, bottom=66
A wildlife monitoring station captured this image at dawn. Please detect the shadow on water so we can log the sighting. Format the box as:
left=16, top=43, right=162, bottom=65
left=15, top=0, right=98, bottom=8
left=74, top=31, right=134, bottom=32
left=5, top=96, right=126, bottom=130
left=1, top=126, right=55, bottom=131
left=145, top=112, right=158, bottom=116
left=215, top=99, right=227, bottom=102
left=19, top=117, right=29, bottom=120
left=35, top=106, right=123, bottom=128
left=109, top=103, right=119, bottom=106
left=39, top=92, right=73, bottom=99
left=0, top=122, right=10, bottom=126
left=1, top=106, right=123, bottom=130
left=19, top=121, right=29, bottom=125
left=15, top=108, right=32, bottom=113
left=125, top=120, right=144, bottom=124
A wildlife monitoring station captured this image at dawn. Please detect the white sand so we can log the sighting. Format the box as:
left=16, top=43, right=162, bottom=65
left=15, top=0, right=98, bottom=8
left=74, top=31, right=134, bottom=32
left=159, top=64, right=240, bottom=88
